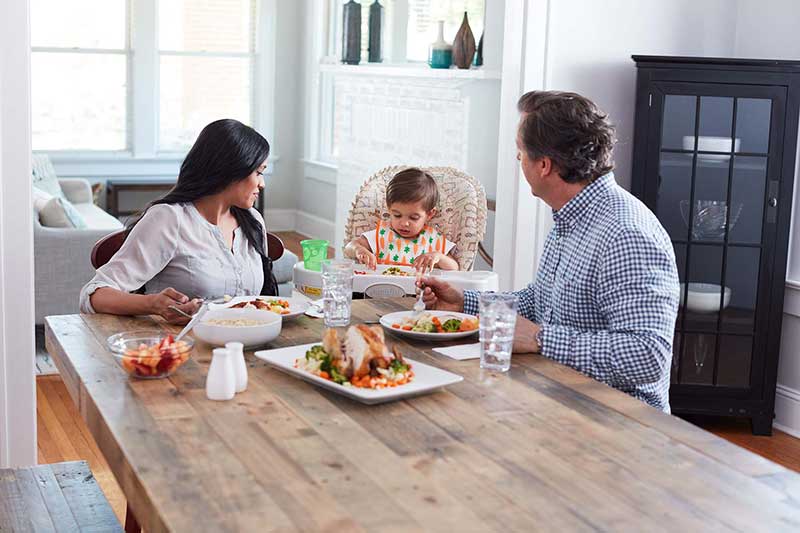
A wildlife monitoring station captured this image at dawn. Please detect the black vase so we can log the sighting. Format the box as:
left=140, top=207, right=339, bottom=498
left=342, top=0, right=361, bottom=65
left=368, top=1, right=383, bottom=63
left=474, top=31, right=484, bottom=66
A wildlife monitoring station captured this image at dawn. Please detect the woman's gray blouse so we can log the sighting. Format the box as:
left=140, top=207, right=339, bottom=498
left=79, top=203, right=264, bottom=313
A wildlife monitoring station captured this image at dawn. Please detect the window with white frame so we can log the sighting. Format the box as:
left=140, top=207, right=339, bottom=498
left=31, top=0, right=261, bottom=154
left=406, top=0, right=485, bottom=62
left=31, top=0, right=129, bottom=151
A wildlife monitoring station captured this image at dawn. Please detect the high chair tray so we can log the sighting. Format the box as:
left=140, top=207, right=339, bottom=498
left=292, top=262, right=499, bottom=298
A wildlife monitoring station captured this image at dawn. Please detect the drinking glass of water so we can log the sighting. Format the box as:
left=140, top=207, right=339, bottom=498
left=322, top=259, right=354, bottom=327
left=479, top=293, right=519, bottom=372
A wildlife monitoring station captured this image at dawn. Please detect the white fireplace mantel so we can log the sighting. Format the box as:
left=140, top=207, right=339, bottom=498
left=328, top=68, right=501, bottom=253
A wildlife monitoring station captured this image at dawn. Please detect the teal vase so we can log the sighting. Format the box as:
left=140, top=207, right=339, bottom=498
left=428, top=20, right=452, bottom=69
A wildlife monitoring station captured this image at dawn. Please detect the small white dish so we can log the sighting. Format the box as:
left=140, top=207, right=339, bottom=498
left=379, top=310, right=479, bottom=341
left=680, top=283, right=732, bottom=313
left=682, top=135, right=741, bottom=162
left=192, top=308, right=282, bottom=348
left=210, top=296, right=309, bottom=319
left=254, top=342, right=463, bottom=405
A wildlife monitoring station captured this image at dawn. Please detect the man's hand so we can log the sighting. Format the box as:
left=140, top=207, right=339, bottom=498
left=148, top=288, right=201, bottom=325
left=419, top=276, right=464, bottom=312
left=513, top=315, right=542, bottom=354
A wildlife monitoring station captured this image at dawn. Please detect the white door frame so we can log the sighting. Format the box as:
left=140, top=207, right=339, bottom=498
left=0, top=0, right=36, bottom=467
left=492, top=0, right=554, bottom=291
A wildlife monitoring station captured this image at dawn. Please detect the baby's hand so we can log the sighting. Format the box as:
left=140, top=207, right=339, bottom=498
left=414, top=252, right=440, bottom=272
left=355, top=248, right=377, bottom=270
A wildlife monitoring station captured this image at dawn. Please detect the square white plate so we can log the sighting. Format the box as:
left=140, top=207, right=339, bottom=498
left=254, top=342, right=463, bottom=405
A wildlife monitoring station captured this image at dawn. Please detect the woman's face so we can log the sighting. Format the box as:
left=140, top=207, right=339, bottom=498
left=228, top=159, right=267, bottom=209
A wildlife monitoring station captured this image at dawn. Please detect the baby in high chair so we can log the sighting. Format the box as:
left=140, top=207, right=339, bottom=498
left=344, top=168, right=459, bottom=271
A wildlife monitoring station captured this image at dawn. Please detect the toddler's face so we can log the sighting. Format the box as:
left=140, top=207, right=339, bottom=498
left=388, top=201, right=433, bottom=239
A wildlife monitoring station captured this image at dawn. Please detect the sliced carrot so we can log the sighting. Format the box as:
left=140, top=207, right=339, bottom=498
left=392, top=324, right=401, bottom=329
left=319, top=371, right=330, bottom=379
left=402, top=325, right=413, bottom=331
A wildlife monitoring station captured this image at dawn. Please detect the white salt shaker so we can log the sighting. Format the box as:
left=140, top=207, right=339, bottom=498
left=206, top=347, right=235, bottom=401
left=225, top=341, right=247, bottom=393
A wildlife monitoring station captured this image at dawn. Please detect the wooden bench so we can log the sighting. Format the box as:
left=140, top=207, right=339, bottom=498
left=0, top=460, right=122, bottom=532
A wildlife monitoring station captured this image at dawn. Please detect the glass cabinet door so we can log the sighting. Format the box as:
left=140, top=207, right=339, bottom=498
left=651, top=83, right=785, bottom=390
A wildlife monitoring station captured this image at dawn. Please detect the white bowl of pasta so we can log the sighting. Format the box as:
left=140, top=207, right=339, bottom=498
left=192, top=308, right=282, bottom=348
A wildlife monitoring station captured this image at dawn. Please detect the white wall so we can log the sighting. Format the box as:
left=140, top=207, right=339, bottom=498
left=0, top=0, right=37, bottom=467
left=544, top=0, right=737, bottom=190
left=494, top=0, right=739, bottom=290
left=734, top=0, right=800, bottom=437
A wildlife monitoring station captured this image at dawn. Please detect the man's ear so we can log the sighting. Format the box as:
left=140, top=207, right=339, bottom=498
left=540, top=156, right=555, bottom=177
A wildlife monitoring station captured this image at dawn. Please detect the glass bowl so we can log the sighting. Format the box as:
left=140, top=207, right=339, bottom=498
left=680, top=200, right=743, bottom=240
left=106, top=330, right=194, bottom=379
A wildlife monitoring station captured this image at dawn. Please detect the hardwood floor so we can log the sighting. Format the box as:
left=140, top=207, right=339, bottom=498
left=36, top=375, right=127, bottom=523
left=34, top=230, right=800, bottom=517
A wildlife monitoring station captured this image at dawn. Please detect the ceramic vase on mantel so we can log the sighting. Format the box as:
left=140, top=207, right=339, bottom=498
left=428, top=20, right=452, bottom=69
left=452, top=11, right=476, bottom=70
left=368, top=0, right=383, bottom=63
left=342, top=0, right=361, bottom=65
left=474, top=31, right=484, bottom=66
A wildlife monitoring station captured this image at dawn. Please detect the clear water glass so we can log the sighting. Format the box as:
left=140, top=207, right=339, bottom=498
left=479, top=293, right=519, bottom=372
left=322, top=259, right=354, bottom=327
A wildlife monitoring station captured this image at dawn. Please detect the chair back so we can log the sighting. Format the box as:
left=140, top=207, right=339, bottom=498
left=344, top=166, right=487, bottom=270
left=91, top=229, right=285, bottom=269
left=363, top=282, right=406, bottom=299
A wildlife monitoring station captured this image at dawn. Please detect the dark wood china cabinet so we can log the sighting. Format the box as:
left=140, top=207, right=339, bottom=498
left=631, top=56, right=800, bottom=435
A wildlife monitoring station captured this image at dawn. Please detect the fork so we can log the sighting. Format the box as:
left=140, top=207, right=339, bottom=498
left=412, top=265, right=432, bottom=317
left=168, top=296, right=230, bottom=318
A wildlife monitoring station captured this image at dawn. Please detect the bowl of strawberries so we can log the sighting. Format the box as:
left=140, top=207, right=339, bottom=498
left=107, top=331, right=193, bottom=379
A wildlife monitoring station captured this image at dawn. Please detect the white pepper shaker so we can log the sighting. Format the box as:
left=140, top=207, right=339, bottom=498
left=206, top=347, right=235, bottom=401
left=225, top=341, right=247, bottom=393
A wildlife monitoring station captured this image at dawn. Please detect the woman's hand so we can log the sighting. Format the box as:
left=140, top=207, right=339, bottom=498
left=354, top=246, right=377, bottom=270
left=418, top=276, right=464, bottom=312
left=147, top=288, right=201, bottom=325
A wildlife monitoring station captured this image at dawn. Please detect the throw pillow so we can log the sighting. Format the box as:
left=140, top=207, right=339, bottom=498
left=32, top=186, right=53, bottom=213
left=31, top=154, right=65, bottom=200
left=38, top=197, right=88, bottom=229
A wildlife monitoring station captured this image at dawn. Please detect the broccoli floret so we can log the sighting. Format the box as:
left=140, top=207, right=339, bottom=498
left=330, top=366, right=348, bottom=384
left=442, top=318, right=462, bottom=332
left=305, top=345, right=328, bottom=361
left=390, top=359, right=409, bottom=374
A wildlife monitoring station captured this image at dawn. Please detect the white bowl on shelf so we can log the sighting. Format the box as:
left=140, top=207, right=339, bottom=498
left=192, top=308, right=282, bottom=348
left=679, top=283, right=732, bottom=313
left=682, top=136, right=741, bottom=162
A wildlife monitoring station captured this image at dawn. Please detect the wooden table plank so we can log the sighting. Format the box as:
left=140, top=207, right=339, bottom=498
left=45, top=300, right=800, bottom=532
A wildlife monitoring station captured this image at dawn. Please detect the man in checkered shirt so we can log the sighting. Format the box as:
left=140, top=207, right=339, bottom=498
left=421, top=91, right=680, bottom=412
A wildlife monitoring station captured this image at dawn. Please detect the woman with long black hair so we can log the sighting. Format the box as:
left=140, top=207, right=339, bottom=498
left=79, top=119, right=278, bottom=324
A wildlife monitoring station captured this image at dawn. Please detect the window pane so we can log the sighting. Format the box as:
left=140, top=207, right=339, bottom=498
left=661, top=95, right=696, bottom=150
left=407, top=1, right=485, bottom=62
left=159, top=56, right=251, bottom=151
left=31, top=0, right=126, bottom=49
left=159, top=0, right=254, bottom=52
left=32, top=52, right=127, bottom=151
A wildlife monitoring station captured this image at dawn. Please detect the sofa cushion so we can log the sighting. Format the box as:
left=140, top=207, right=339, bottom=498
left=72, top=203, right=124, bottom=231
left=31, top=154, right=65, bottom=199
left=38, top=197, right=88, bottom=229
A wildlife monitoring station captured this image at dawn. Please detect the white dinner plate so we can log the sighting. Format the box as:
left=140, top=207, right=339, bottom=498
left=254, top=342, right=463, bottom=405
left=379, top=310, right=479, bottom=341
left=210, top=296, right=309, bottom=319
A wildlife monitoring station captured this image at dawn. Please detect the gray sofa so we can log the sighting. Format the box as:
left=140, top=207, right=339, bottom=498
left=34, top=178, right=297, bottom=323
left=34, top=178, right=124, bottom=324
